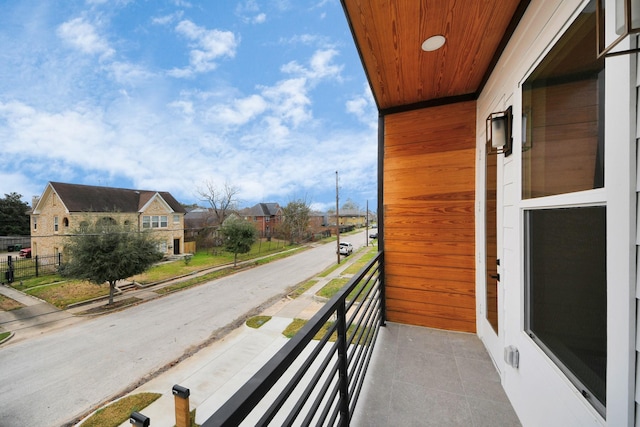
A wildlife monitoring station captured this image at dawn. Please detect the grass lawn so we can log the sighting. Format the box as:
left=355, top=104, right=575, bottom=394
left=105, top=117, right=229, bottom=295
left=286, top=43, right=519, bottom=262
left=133, top=240, right=296, bottom=285
left=11, top=275, right=66, bottom=291
left=0, top=295, right=24, bottom=311
left=288, top=279, right=318, bottom=299
left=0, top=331, right=10, bottom=341
left=246, top=315, right=272, bottom=328
left=315, top=277, right=349, bottom=299
left=343, top=246, right=378, bottom=275
left=80, top=393, right=161, bottom=427
left=27, top=280, right=110, bottom=309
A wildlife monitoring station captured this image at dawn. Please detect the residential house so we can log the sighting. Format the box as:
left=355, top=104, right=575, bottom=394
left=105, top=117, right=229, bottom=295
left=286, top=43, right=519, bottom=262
left=30, top=182, right=186, bottom=258
left=206, top=1, right=640, bottom=425
left=241, top=203, right=282, bottom=238
left=339, top=0, right=635, bottom=424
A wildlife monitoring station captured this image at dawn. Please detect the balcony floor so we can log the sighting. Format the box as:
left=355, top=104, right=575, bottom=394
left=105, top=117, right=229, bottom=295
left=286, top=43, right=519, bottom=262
left=352, top=322, right=521, bottom=427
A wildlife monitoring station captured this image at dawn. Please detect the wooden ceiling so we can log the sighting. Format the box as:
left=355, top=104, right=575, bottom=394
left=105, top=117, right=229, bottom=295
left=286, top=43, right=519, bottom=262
left=341, top=0, right=530, bottom=113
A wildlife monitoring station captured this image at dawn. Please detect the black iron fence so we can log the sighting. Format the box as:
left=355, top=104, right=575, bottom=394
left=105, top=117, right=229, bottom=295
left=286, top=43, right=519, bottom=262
left=1, top=254, right=62, bottom=284
left=203, top=251, right=384, bottom=426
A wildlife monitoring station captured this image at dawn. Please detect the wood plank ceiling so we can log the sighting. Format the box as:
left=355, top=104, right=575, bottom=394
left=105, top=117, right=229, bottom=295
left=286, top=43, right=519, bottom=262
left=341, top=0, right=529, bottom=113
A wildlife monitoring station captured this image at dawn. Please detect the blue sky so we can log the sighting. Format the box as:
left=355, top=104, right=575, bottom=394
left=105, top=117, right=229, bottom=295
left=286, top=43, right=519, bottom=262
left=0, top=0, right=377, bottom=212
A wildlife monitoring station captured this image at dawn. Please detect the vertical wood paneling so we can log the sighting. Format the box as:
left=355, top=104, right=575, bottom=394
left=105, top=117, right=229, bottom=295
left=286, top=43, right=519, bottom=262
left=384, top=101, right=477, bottom=332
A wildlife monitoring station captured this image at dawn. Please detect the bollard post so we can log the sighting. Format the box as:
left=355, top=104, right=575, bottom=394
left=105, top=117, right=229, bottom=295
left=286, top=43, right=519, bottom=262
left=172, top=384, right=191, bottom=427
left=129, top=411, right=150, bottom=427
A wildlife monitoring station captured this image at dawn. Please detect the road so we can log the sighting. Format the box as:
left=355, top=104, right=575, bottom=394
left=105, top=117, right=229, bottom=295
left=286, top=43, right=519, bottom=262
left=0, top=231, right=367, bottom=427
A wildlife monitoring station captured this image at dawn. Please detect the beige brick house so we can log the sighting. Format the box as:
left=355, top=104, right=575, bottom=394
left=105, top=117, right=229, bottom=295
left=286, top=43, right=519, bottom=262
left=29, top=182, right=186, bottom=258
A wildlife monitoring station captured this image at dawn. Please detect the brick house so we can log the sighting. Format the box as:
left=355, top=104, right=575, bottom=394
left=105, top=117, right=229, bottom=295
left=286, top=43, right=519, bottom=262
left=29, top=182, right=186, bottom=258
left=241, top=203, right=282, bottom=238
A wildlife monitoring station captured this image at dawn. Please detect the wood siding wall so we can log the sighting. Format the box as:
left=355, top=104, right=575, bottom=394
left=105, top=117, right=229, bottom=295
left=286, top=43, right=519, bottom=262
left=383, top=101, right=477, bottom=332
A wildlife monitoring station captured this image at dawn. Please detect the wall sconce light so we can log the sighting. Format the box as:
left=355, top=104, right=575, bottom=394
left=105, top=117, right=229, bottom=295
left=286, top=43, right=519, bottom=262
left=486, top=106, right=512, bottom=156
left=597, top=0, right=640, bottom=58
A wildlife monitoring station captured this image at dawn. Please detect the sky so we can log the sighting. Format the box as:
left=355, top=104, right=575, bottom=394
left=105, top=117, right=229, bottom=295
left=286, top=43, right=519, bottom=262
left=0, top=0, right=378, bottom=213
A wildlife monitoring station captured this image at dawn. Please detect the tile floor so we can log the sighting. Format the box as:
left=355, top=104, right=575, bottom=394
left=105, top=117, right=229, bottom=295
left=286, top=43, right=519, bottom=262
left=352, top=322, right=521, bottom=427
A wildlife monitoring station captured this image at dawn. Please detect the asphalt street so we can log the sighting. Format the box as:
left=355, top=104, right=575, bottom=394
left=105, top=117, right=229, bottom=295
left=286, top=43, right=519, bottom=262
left=0, top=232, right=367, bottom=427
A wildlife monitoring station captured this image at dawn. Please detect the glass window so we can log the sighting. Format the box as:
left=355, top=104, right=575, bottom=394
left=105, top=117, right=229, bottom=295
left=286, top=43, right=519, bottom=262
left=522, top=1, right=607, bottom=417
left=160, top=216, right=168, bottom=228
left=54, top=216, right=59, bottom=232
left=173, top=214, right=180, bottom=224
left=142, top=216, right=150, bottom=229
left=522, top=4, right=604, bottom=199
left=525, top=207, right=606, bottom=414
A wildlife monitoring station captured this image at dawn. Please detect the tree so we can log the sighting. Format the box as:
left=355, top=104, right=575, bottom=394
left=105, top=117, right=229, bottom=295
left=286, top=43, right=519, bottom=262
left=197, top=180, right=240, bottom=226
left=0, top=193, right=30, bottom=236
left=60, top=219, right=163, bottom=305
left=281, top=199, right=311, bottom=244
left=219, top=216, right=257, bottom=267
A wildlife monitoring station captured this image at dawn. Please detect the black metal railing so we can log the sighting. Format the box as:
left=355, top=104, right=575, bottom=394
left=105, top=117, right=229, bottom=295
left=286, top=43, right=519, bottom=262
left=0, top=254, right=62, bottom=283
left=204, top=251, right=384, bottom=426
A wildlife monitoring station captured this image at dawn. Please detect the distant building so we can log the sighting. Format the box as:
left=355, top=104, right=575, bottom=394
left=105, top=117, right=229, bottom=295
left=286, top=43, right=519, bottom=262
left=240, top=203, right=282, bottom=238
left=30, top=182, right=186, bottom=257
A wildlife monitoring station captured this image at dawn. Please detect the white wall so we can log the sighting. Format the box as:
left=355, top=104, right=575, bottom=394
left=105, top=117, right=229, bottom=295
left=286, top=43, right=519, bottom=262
left=476, top=0, right=636, bottom=425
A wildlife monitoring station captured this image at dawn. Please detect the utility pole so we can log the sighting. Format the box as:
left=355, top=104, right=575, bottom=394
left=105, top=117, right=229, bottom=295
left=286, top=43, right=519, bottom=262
left=366, top=200, right=369, bottom=247
left=336, top=171, right=340, bottom=264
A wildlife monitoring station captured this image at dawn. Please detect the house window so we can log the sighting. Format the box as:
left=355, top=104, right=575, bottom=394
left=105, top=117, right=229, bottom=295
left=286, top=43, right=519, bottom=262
left=63, top=218, right=69, bottom=228
left=266, top=217, right=270, bottom=223
left=173, top=214, right=180, bottom=224
left=143, top=215, right=168, bottom=229
left=522, top=1, right=606, bottom=416
left=157, top=241, right=167, bottom=253
left=54, top=216, right=59, bottom=232
left=33, top=217, right=37, bottom=230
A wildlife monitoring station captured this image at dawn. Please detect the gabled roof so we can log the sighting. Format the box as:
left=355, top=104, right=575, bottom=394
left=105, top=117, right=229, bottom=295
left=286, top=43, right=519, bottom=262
left=246, top=203, right=281, bottom=217
left=38, top=182, right=186, bottom=214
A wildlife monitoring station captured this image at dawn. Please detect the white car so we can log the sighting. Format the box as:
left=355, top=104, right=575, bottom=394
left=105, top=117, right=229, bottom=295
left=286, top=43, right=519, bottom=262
left=338, top=242, right=353, bottom=255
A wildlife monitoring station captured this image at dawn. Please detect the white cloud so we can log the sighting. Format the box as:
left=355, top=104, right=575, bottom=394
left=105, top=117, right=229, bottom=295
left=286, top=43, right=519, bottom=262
left=346, top=83, right=377, bottom=129
left=206, top=94, right=267, bottom=127
left=281, top=48, right=342, bottom=81
left=57, top=17, right=114, bottom=58
left=169, top=20, right=237, bottom=77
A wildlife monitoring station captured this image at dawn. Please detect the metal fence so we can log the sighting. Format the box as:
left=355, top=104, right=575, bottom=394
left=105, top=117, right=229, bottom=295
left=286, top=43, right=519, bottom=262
left=1, top=253, right=62, bottom=284
left=203, top=251, right=384, bottom=426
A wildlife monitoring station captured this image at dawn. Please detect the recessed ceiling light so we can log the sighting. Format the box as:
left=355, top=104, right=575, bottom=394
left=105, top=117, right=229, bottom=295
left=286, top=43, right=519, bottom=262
left=421, top=35, right=446, bottom=52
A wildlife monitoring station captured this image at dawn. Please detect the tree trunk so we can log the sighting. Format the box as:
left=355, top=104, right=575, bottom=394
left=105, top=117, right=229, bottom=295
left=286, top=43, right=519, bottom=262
left=233, top=252, right=238, bottom=267
left=108, top=280, right=116, bottom=305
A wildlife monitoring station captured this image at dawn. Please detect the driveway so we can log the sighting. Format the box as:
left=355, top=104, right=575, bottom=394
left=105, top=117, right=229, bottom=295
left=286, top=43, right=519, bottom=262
left=0, top=232, right=367, bottom=427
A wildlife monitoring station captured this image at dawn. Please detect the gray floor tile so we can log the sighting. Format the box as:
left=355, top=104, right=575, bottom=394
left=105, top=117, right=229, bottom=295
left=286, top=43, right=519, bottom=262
left=353, top=322, right=521, bottom=427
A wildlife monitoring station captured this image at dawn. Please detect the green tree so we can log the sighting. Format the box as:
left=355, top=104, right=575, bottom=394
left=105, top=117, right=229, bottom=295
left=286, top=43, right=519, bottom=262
left=281, top=199, right=311, bottom=244
left=219, top=216, right=257, bottom=267
left=60, top=218, right=163, bottom=305
left=0, top=193, right=30, bottom=236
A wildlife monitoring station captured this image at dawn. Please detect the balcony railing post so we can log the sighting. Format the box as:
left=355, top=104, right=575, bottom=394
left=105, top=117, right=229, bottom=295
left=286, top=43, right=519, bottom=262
left=379, top=253, right=386, bottom=326
left=336, top=300, right=350, bottom=426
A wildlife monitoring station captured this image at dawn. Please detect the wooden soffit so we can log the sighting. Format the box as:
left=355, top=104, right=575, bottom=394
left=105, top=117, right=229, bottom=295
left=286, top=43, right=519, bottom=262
left=341, top=0, right=530, bottom=114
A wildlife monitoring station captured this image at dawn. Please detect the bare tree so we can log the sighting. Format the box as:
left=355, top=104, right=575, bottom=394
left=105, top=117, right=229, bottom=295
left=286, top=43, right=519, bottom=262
left=197, top=180, right=240, bottom=226
left=281, top=198, right=312, bottom=244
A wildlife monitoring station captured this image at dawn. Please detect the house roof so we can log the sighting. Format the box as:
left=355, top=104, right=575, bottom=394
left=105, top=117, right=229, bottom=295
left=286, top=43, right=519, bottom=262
left=341, top=0, right=529, bottom=113
left=44, top=182, right=186, bottom=214
left=245, top=203, right=281, bottom=217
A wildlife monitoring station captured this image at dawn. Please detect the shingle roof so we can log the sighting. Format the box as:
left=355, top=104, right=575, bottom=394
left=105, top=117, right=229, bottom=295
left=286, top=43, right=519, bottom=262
left=245, top=202, right=280, bottom=217
left=48, top=182, right=186, bottom=213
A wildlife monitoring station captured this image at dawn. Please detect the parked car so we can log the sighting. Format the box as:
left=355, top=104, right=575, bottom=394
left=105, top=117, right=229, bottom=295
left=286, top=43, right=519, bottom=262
left=19, top=248, right=32, bottom=258
left=370, top=232, right=378, bottom=239
left=338, top=242, right=353, bottom=256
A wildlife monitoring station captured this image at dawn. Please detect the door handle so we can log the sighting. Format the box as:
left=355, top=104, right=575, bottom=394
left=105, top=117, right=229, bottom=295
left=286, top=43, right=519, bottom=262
left=490, top=274, right=500, bottom=281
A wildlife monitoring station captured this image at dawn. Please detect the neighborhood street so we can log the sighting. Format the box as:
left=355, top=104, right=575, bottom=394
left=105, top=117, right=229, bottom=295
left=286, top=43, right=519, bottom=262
left=0, top=232, right=367, bottom=427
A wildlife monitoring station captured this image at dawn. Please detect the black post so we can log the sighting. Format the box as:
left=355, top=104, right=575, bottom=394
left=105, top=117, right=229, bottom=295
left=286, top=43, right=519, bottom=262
left=7, top=255, right=14, bottom=284
left=35, top=255, right=39, bottom=277
left=336, top=301, right=350, bottom=426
